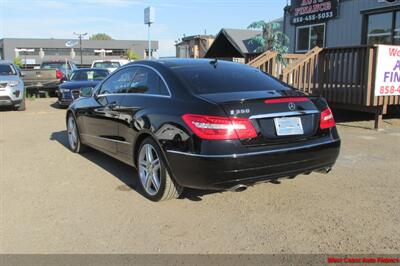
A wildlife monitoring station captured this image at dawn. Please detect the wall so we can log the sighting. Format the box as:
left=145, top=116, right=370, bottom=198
left=1, top=38, right=159, bottom=64
left=284, top=0, right=400, bottom=53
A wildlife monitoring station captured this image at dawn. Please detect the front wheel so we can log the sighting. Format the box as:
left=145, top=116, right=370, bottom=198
left=67, top=114, right=87, bottom=153
left=137, top=138, right=183, bottom=201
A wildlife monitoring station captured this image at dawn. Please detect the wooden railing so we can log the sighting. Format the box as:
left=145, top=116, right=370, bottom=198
left=247, top=45, right=400, bottom=128
left=282, top=46, right=322, bottom=94
left=248, top=51, right=305, bottom=78
left=247, top=51, right=278, bottom=76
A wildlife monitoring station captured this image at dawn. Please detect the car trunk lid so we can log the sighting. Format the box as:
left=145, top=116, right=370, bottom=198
left=197, top=90, right=322, bottom=146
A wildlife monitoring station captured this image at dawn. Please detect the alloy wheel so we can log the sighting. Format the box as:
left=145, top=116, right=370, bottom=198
left=67, top=116, right=78, bottom=150
left=138, top=144, right=161, bottom=196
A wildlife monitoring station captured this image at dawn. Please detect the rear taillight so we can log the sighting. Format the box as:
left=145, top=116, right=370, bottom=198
left=182, top=114, right=257, bottom=140
left=320, top=108, right=336, bottom=129
left=56, top=69, right=63, bottom=80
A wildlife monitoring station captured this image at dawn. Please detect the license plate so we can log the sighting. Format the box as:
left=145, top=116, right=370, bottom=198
left=274, top=117, right=304, bottom=136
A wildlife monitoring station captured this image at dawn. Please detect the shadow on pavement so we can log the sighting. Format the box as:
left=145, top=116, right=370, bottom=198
left=50, top=130, right=219, bottom=201
left=49, top=101, right=69, bottom=110
left=331, top=107, right=400, bottom=129
left=0, top=106, right=15, bottom=112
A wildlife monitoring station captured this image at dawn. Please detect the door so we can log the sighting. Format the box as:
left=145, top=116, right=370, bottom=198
left=118, top=66, right=171, bottom=161
left=81, top=66, right=137, bottom=154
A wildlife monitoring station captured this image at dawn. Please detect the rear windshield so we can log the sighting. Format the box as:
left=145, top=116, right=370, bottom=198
left=70, top=70, right=109, bottom=81
left=0, top=64, right=16, bottom=75
left=171, top=62, right=289, bottom=94
left=93, top=62, right=120, bottom=69
left=41, top=62, right=66, bottom=71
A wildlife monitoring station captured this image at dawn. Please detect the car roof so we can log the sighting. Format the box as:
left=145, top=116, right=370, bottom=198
left=92, top=59, right=129, bottom=63
left=128, top=58, right=249, bottom=70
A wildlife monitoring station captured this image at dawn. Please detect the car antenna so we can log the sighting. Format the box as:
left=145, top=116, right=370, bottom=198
left=210, top=58, right=218, bottom=68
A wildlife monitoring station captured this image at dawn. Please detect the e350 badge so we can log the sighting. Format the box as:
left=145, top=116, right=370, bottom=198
left=230, top=109, right=250, bottom=116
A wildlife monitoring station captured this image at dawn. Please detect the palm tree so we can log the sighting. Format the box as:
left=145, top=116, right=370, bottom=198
left=247, top=21, right=289, bottom=63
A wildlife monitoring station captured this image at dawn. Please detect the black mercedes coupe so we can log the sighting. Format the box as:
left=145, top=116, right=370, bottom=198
left=66, top=59, right=340, bottom=201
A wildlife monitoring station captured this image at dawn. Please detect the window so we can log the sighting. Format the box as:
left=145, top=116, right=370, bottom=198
left=367, top=12, right=393, bottom=44
left=127, top=67, right=169, bottom=96
left=70, top=70, right=109, bottom=81
left=296, top=24, right=325, bottom=52
left=99, top=67, right=137, bottom=94
left=366, top=10, right=400, bottom=45
left=0, top=64, right=16, bottom=75
left=93, top=62, right=121, bottom=69
left=41, top=62, right=70, bottom=71
left=170, top=63, right=290, bottom=95
left=395, top=11, right=400, bottom=45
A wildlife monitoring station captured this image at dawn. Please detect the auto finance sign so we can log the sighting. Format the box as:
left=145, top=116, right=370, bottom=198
left=290, top=0, right=338, bottom=25
left=375, top=45, right=400, bottom=96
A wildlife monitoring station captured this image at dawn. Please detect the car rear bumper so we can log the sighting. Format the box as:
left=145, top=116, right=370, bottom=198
left=24, top=81, right=60, bottom=90
left=57, top=97, right=73, bottom=106
left=166, top=138, right=340, bottom=190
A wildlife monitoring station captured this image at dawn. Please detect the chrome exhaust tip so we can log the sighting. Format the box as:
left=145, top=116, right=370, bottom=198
left=316, top=167, right=332, bottom=174
left=228, top=184, right=248, bottom=192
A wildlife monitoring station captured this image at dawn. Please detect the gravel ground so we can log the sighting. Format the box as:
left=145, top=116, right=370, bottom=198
left=1, top=98, right=399, bottom=254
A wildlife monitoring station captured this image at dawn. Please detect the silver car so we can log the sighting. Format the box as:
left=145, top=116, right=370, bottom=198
left=0, top=61, right=25, bottom=111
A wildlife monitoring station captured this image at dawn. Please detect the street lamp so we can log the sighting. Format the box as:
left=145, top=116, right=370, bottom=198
left=73, top=32, right=88, bottom=65
left=144, top=7, right=155, bottom=59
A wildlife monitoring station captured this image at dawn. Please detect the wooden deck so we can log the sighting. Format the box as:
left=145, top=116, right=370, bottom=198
left=248, top=45, right=400, bottom=128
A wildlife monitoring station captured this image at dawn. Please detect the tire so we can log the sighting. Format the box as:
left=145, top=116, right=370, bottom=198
left=15, top=98, right=26, bottom=111
left=49, top=90, right=57, bottom=98
left=66, top=114, right=88, bottom=153
left=137, top=137, right=183, bottom=201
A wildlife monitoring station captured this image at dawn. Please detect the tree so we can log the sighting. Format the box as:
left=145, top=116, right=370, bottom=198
left=89, top=33, right=113, bottom=40
left=13, top=57, right=23, bottom=68
left=247, top=21, right=289, bottom=63
left=126, top=50, right=139, bottom=60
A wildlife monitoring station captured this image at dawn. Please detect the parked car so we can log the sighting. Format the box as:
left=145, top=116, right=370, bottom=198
left=66, top=59, right=341, bottom=201
left=91, top=59, right=129, bottom=72
left=0, top=61, right=25, bottom=111
left=58, top=68, right=110, bottom=107
left=21, top=60, right=77, bottom=96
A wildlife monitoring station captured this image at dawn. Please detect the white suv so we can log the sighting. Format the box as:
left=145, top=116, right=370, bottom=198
left=91, top=59, right=130, bottom=72
left=0, top=61, right=25, bottom=111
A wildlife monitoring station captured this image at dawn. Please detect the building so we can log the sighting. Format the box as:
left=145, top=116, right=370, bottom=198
left=204, top=28, right=262, bottom=63
left=283, top=0, right=400, bottom=53
left=0, top=38, right=159, bottom=65
left=204, top=18, right=283, bottom=63
left=175, top=34, right=215, bottom=58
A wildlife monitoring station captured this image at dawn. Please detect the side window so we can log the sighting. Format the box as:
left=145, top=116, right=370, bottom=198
left=99, top=67, right=137, bottom=94
left=127, top=67, right=169, bottom=96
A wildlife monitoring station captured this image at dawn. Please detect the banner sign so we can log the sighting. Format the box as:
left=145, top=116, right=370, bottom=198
left=290, top=0, right=338, bottom=25
left=375, top=45, right=400, bottom=96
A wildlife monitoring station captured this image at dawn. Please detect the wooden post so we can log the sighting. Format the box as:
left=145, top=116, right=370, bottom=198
left=374, top=103, right=388, bottom=130
left=374, top=113, right=383, bottom=130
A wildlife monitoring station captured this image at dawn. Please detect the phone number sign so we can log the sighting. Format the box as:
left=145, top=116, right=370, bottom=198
left=290, top=0, right=338, bottom=25
left=375, top=45, right=400, bottom=96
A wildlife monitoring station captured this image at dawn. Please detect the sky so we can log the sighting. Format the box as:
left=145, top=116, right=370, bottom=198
left=0, top=0, right=287, bottom=57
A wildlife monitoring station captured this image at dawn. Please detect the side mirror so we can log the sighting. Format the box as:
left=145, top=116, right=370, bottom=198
left=19, top=72, right=25, bottom=77
left=80, top=87, right=93, bottom=97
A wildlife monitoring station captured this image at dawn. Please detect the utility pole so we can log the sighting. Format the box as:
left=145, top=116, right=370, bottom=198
left=73, top=32, right=87, bottom=65
left=144, top=7, right=155, bottom=59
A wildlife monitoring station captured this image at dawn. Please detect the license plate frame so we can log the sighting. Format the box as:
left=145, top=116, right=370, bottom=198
left=274, top=116, right=304, bottom=136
